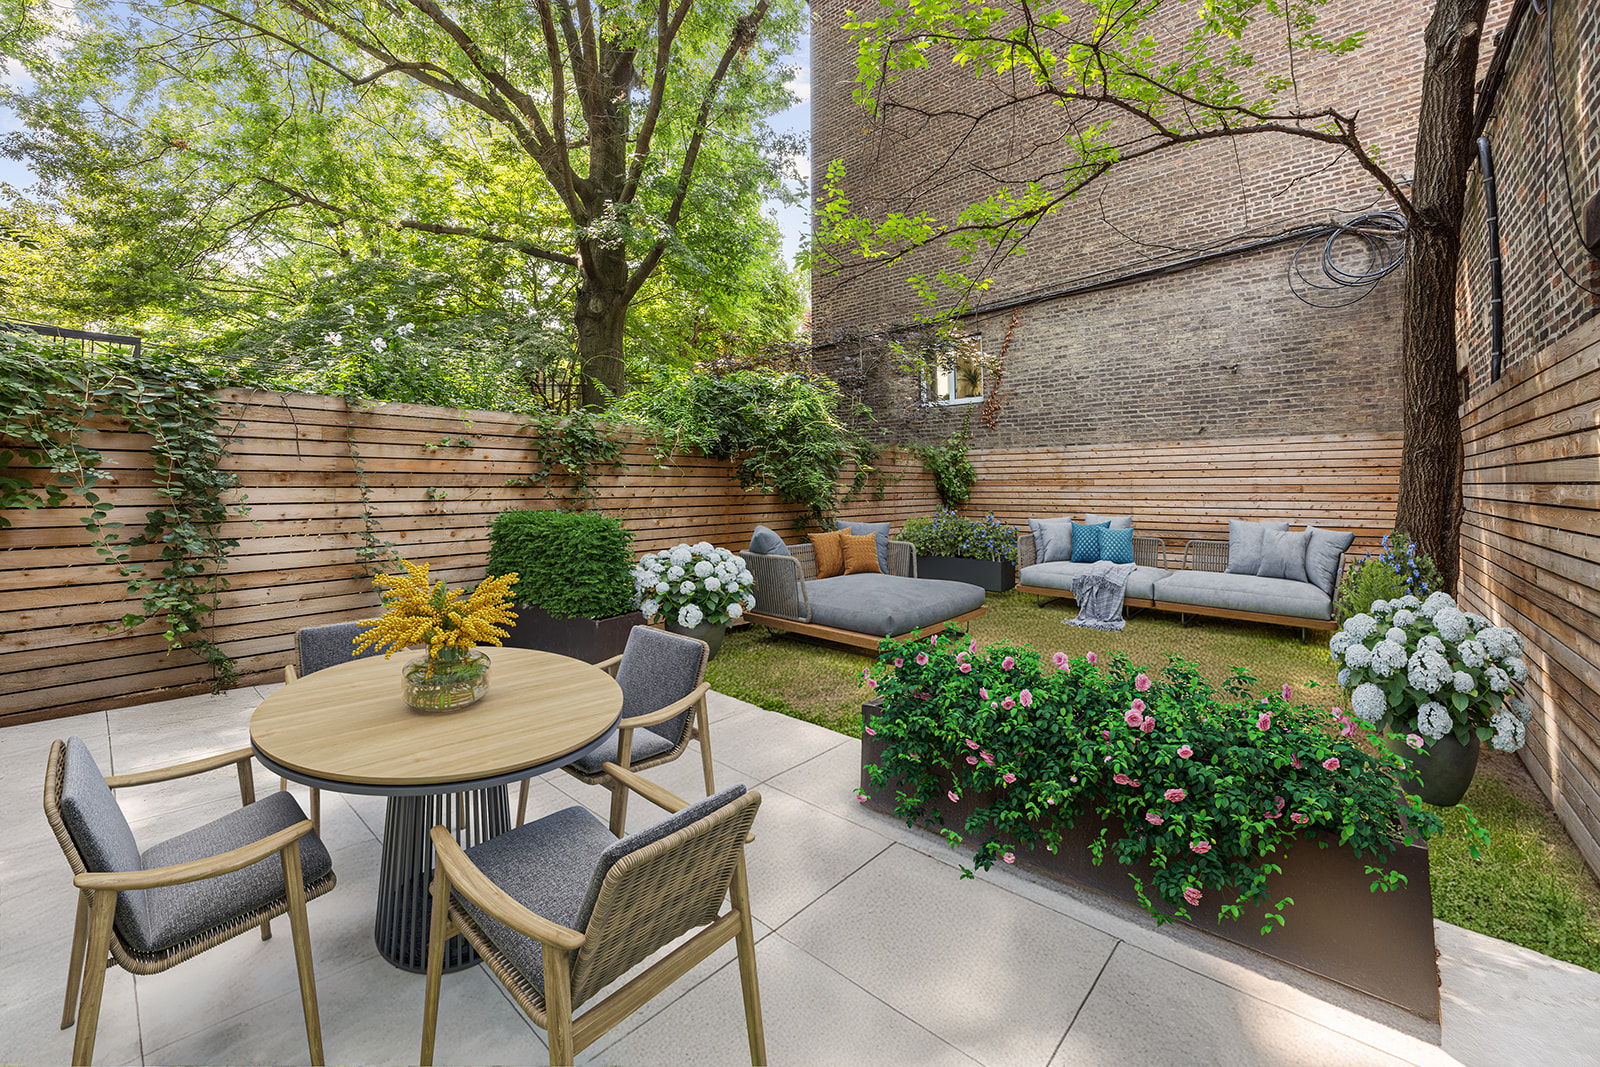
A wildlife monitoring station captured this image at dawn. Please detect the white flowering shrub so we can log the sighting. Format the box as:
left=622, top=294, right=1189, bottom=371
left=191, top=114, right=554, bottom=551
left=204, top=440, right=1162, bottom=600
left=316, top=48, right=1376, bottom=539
left=1332, top=591, right=1529, bottom=752
left=633, top=542, right=757, bottom=628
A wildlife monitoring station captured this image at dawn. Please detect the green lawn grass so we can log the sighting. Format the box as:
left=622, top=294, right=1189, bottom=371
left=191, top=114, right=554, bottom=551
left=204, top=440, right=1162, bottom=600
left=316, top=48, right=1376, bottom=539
left=708, top=589, right=1600, bottom=972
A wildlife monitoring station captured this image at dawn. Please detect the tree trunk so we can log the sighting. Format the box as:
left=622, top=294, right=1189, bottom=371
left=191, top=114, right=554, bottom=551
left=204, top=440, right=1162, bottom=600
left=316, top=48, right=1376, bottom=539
left=1395, top=0, right=1489, bottom=591
left=575, top=240, right=630, bottom=410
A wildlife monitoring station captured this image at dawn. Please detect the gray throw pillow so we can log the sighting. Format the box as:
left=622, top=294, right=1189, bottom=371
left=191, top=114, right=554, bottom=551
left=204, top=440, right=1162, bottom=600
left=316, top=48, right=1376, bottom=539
left=749, top=525, right=790, bottom=557
left=1028, top=517, right=1076, bottom=564
left=835, top=520, right=889, bottom=573
left=1304, top=526, right=1356, bottom=597
left=1085, top=513, right=1134, bottom=530
left=1256, top=528, right=1313, bottom=582
left=1223, top=519, right=1291, bottom=575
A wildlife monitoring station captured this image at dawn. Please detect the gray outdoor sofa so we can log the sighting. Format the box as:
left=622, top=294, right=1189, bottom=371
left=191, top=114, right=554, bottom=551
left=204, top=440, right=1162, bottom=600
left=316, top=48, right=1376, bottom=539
left=740, top=525, right=987, bottom=650
left=1017, top=518, right=1355, bottom=637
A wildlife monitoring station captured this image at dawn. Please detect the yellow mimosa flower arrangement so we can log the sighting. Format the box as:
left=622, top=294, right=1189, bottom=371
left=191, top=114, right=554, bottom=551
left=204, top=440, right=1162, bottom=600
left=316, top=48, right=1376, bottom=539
left=355, top=559, right=519, bottom=709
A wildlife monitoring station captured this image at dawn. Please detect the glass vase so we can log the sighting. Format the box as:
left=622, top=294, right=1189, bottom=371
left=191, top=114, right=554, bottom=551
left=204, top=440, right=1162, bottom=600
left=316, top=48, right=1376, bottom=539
left=403, top=648, right=491, bottom=710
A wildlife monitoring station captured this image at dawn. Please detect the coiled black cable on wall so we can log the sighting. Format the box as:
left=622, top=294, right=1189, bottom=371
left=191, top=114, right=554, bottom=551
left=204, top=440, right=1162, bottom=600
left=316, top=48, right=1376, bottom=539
left=1285, top=211, right=1408, bottom=309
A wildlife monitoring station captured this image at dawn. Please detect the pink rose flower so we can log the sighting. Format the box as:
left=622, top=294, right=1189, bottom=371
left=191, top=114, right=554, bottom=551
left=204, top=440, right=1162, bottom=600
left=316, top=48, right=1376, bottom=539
left=1124, top=709, right=1144, bottom=728
left=1257, top=713, right=1272, bottom=731
left=915, top=652, right=929, bottom=666
left=867, top=679, right=878, bottom=689
left=1183, top=887, right=1202, bottom=907
left=1330, top=706, right=1342, bottom=718
left=966, top=756, right=978, bottom=765
left=1176, top=744, right=1194, bottom=759
left=1135, top=673, right=1152, bottom=692
left=1189, top=840, right=1211, bottom=854
left=947, top=790, right=960, bottom=803
left=1290, top=755, right=1302, bottom=770
left=1086, top=652, right=1097, bottom=664
left=1145, top=812, right=1164, bottom=826
left=1001, top=656, right=1016, bottom=670
left=1340, top=721, right=1356, bottom=738
left=861, top=667, right=871, bottom=679
left=1131, top=698, right=1146, bottom=715
left=959, top=663, right=972, bottom=673
left=1291, top=812, right=1309, bottom=825
left=1322, top=757, right=1340, bottom=771
left=1002, top=773, right=1016, bottom=785
left=966, top=739, right=979, bottom=749
left=1101, top=730, right=1111, bottom=740
left=864, top=726, right=876, bottom=736
left=1001, top=697, right=1016, bottom=710
left=981, top=750, right=994, bottom=765
left=1113, top=773, right=1133, bottom=786
left=955, top=651, right=968, bottom=663
left=968, top=638, right=977, bottom=655
left=1002, top=851, right=1015, bottom=864
left=893, top=657, right=903, bottom=668
left=1019, top=689, right=1033, bottom=707
left=1406, top=733, right=1424, bottom=750
left=1283, top=683, right=1293, bottom=701
left=979, top=688, right=989, bottom=700
left=1129, top=777, right=1141, bottom=787
left=1053, top=652, right=1069, bottom=669
left=930, top=634, right=939, bottom=645
left=1140, top=717, right=1155, bottom=734
left=1164, top=788, right=1186, bottom=803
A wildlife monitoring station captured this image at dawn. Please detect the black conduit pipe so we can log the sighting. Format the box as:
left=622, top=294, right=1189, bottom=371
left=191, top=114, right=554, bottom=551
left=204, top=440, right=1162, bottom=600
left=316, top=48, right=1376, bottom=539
left=1478, top=135, right=1506, bottom=382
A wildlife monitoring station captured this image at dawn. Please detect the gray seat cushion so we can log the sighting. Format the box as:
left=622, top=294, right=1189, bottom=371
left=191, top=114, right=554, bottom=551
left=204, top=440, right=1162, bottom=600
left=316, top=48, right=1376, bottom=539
left=613, top=626, right=706, bottom=744
left=298, top=620, right=385, bottom=676
left=59, top=737, right=149, bottom=943
left=835, top=520, right=890, bottom=574
left=1154, top=571, right=1333, bottom=621
left=566, top=727, right=680, bottom=775
left=135, top=791, right=332, bottom=954
left=1020, top=562, right=1171, bottom=602
left=805, top=574, right=985, bottom=636
left=461, top=786, right=748, bottom=997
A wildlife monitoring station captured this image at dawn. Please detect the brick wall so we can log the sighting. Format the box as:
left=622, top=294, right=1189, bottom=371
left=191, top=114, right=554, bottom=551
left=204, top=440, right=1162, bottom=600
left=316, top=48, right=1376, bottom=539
left=1457, top=0, right=1600, bottom=389
left=809, top=0, right=1502, bottom=447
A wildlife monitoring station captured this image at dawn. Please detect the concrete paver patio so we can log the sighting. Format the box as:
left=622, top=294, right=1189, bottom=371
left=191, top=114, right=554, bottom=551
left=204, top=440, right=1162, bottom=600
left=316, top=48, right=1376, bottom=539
left=3, top=685, right=1597, bottom=1066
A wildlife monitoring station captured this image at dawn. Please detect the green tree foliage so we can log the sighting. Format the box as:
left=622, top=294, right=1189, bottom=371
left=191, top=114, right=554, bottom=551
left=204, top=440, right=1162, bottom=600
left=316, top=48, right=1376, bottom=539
left=2, top=0, right=807, bottom=399
left=820, top=0, right=1491, bottom=585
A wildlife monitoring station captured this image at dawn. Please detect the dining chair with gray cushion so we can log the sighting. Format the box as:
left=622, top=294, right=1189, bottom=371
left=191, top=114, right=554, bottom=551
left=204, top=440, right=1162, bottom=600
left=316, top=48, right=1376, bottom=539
left=44, top=737, right=336, bottom=1066
left=517, top=625, right=714, bottom=836
left=422, top=762, right=764, bottom=1066
left=280, top=620, right=386, bottom=829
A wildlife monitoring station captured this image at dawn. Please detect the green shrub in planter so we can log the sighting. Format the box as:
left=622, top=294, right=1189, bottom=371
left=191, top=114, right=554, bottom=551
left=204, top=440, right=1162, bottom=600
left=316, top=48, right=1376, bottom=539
left=861, top=634, right=1452, bottom=931
left=899, top=508, right=1018, bottom=564
left=1335, top=531, right=1442, bottom=622
left=486, top=509, right=635, bottom=619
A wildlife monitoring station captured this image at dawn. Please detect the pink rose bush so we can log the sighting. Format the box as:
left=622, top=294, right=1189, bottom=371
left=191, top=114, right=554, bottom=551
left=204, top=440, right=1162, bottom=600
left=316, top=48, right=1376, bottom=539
left=858, top=632, right=1445, bottom=931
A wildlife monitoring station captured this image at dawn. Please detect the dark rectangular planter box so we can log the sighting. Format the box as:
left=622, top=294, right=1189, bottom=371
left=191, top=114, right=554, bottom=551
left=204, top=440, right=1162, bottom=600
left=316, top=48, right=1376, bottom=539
left=502, top=604, right=644, bottom=663
left=917, top=554, right=1016, bottom=592
left=859, top=709, right=1438, bottom=1021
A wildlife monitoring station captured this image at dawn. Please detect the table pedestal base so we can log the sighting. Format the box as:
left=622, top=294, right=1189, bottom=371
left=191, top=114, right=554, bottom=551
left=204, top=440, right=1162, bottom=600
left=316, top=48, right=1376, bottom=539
left=376, top=787, right=511, bottom=972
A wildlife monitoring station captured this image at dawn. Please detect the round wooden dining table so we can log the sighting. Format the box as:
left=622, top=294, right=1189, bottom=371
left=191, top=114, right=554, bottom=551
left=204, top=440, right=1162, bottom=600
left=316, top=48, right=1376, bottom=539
left=250, top=646, right=623, bottom=973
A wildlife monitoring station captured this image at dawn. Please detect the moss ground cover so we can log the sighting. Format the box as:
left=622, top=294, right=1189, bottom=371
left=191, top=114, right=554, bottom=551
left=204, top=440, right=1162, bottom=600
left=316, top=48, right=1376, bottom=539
left=708, top=588, right=1600, bottom=971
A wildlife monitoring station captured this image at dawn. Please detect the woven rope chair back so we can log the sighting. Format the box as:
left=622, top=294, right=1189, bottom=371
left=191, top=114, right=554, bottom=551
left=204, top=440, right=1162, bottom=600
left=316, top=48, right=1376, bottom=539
left=294, top=620, right=383, bottom=677
left=568, top=791, right=760, bottom=1006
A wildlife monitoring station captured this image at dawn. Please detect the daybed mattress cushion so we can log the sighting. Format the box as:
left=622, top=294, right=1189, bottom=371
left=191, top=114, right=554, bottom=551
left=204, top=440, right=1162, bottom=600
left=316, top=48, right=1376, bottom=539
left=805, top=574, right=985, bottom=636
left=1154, top=572, right=1332, bottom=621
left=1020, top=562, right=1170, bottom=602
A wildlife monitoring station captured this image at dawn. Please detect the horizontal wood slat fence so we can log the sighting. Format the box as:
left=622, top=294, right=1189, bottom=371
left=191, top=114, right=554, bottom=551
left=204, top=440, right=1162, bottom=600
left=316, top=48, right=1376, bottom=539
left=4, top=389, right=1403, bottom=724
left=1459, top=314, right=1600, bottom=878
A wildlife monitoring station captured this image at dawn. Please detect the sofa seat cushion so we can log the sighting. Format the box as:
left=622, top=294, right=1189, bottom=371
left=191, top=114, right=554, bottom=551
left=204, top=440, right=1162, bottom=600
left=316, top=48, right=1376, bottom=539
left=1020, top=562, right=1170, bottom=602
left=805, top=574, right=986, bottom=636
left=1154, top=571, right=1332, bottom=621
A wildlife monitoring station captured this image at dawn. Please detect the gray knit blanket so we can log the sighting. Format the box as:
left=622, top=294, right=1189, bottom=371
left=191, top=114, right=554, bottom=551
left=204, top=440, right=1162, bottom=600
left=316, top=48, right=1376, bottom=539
left=1062, top=561, right=1138, bottom=631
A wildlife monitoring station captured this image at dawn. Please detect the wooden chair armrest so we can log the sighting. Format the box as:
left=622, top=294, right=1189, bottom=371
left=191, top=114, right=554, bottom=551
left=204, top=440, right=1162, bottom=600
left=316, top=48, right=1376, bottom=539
left=75, top=820, right=315, bottom=891
left=104, top=747, right=256, bottom=789
left=285, top=664, right=299, bottom=684
left=594, top=652, right=623, bottom=676
left=618, top=682, right=710, bottom=730
left=429, top=826, right=586, bottom=951
left=600, top=762, right=690, bottom=814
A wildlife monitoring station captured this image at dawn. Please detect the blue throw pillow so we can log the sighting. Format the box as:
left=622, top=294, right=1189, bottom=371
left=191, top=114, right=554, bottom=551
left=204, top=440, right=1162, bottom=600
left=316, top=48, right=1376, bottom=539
left=1070, top=521, right=1110, bottom=563
left=1099, top=527, right=1135, bottom=565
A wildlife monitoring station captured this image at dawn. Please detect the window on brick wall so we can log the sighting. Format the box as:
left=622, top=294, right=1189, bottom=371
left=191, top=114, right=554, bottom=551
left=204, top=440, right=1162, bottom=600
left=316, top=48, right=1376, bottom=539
left=922, top=335, right=984, bottom=405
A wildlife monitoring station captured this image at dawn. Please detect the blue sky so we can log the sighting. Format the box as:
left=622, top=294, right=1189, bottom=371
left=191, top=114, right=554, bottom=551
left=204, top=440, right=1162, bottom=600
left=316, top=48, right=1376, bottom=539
left=0, top=37, right=813, bottom=268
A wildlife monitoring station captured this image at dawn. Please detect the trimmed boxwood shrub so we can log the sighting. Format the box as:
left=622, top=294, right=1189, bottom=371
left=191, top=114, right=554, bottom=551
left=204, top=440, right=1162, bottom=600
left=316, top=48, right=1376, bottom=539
left=486, top=509, right=636, bottom=619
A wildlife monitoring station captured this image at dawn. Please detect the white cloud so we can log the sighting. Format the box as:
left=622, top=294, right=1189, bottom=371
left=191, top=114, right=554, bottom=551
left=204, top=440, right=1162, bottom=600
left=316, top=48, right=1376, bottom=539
left=790, top=151, right=810, bottom=183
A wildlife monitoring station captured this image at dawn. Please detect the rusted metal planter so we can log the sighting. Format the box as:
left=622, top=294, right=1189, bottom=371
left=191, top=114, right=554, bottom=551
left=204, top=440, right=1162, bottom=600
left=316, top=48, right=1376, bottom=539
left=859, top=713, right=1439, bottom=1021
left=502, top=604, right=644, bottom=663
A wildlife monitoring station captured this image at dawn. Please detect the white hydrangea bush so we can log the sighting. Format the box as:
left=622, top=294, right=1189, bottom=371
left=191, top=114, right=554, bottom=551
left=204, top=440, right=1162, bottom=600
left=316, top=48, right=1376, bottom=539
left=633, top=541, right=757, bottom=628
left=1332, top=591, right=1530, bottom=751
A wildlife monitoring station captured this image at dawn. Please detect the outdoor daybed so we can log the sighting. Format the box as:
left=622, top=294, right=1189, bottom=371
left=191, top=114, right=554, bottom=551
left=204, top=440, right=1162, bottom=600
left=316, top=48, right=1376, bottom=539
left=740, top=524, right=987, bottom=650
left=1018, top=517, right=1355, bottom=637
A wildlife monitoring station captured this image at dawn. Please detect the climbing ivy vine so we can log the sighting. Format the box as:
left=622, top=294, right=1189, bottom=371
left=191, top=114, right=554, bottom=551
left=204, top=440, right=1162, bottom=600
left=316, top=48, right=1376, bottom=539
left=1, top=329, right=244, bottom=688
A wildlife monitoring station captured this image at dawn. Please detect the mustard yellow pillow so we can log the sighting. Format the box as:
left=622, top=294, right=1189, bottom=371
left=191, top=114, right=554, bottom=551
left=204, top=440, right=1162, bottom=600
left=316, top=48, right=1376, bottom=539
left=809, top=529, right=847, bottom=578
left=840, top=531, right=883, bottom=575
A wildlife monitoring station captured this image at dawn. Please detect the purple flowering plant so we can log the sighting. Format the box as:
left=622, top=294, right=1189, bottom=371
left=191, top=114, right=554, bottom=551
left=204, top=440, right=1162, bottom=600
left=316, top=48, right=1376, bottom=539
left=862, top=633, right=1448, bottom=933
